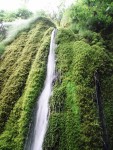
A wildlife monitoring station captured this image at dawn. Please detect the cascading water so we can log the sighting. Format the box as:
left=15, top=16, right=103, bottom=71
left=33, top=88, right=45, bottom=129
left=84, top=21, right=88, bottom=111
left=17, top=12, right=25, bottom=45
left=24, top=29, right=57, bottom=150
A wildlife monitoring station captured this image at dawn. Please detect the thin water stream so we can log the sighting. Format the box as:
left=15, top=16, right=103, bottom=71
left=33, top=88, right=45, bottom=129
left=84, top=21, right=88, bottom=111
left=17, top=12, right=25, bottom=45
left=24, top=29, right=57, bottom=150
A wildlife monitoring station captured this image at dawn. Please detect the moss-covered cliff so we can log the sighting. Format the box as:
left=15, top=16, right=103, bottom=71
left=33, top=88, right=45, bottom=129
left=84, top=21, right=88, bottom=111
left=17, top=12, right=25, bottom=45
left=0, top=17, right=55, bottom=150
left=0, top=2, right=113, bottom=149
left=43, top=29, right=113, bottom=150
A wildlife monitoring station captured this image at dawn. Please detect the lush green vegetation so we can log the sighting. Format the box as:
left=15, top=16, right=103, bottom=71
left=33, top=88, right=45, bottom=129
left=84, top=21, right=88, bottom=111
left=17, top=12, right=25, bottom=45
left=0, top=9, right=33, bottom=22
left=43, top=28, right=113, bottom=150
left=0, top=17, right=55, bottom=150
left=0, top=0, right=113, bottom=149
left=43, top=0, right=113, bottom=149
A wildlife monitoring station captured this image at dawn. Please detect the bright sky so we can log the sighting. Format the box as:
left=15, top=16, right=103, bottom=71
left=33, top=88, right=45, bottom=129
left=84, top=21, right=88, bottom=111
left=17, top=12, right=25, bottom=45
left=0, top=0, right=75, bottom=13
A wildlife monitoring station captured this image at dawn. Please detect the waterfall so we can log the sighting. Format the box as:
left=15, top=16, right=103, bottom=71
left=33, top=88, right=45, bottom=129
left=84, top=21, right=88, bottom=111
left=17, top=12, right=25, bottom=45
left=94, top=70, right=109, bottom=150
left=24, top=29, right=57, bottom=150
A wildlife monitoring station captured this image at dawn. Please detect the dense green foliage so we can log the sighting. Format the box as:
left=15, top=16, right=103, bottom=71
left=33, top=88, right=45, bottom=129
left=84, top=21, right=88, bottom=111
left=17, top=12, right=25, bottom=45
left=43, top=1, right=113, bottom=149
left=43, top=29, right=113, bottom=149
left=0, top=0, right=113, bottom=150
left=62, top=0, right=113, bottom=31
left=0, top=43, right=5, bottom=55
left=0, top=9, right=33, bottom=22
left=0, top=18, right=55, bottom=150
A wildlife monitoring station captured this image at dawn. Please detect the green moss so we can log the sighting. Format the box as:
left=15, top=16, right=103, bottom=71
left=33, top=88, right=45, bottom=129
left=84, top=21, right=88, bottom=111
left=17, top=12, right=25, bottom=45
left=0, top=16, right=113, bottom=150
left=0, top=17, right=55, bottom=150
left=0, top=21, right=52, bottom=133
left=44, top=29, right=113, bottom=150
left=0, top=43, right=5, bottom=55
left=0, top=32, right=28, bottom=92
left=56, top=28, right=76, bottom=44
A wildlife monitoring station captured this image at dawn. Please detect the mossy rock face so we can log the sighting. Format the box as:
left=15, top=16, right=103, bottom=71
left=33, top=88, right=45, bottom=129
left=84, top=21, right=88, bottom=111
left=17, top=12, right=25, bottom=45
left=43, top=29, right=113, bottom=150
left=0, top=18, right=55, bottom=150
left=1, top=19, right=113, bottom=150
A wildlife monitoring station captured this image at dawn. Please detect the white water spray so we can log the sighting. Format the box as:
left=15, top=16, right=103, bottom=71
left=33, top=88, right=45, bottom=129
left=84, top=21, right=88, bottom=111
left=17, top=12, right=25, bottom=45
left=2, top=16, right=41, bottom=44
left=25, top=29, right=56, bottom=150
